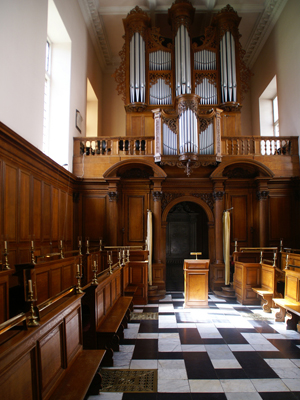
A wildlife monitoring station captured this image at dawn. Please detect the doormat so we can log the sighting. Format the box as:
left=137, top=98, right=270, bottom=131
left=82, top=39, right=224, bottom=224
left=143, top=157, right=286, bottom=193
left=100, top=369, right=157, bottom=392
left=130, top=312, right=158, bottom=320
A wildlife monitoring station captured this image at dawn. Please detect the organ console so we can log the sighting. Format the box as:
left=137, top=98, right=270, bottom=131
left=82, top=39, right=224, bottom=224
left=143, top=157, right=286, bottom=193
left=114, top=0, right=250, bottom=174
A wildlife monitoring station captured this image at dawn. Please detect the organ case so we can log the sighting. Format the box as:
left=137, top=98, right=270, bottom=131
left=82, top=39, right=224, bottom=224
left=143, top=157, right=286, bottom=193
left=114, top=1, right=250, bottom=168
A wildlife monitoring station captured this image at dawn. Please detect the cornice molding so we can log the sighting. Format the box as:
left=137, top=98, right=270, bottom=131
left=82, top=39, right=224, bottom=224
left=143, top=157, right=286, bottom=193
left=243, top=0, right=288, bottom=68
left=79, top=0, right=287, bottom=73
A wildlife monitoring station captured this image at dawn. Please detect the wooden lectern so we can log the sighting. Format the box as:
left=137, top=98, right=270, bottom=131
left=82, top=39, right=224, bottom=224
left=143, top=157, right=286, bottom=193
left=183, top=258, right=210, bottom=307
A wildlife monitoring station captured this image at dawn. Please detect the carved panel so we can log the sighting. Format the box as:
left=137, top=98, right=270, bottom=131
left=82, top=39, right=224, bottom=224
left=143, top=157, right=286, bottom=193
left=127, top=196, right=144, bottom=242
left=52, top=187, right=59, bottom=241
left=4, top=163, right=17, bottom=241
left=269, top=196, right=292, bottom=243
left=19, top=170, right=30, bottom=242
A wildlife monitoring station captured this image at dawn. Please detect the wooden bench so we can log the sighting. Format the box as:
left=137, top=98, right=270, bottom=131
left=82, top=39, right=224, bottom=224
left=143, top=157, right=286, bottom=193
left=273, top=267, right=300, bottom=331
left=0, top=290, right=106, bottom=400
left=49, top=349, right=105, bottom=400
left=252, top=263, right=283, bottom=312
left=97, top=296, right=133, bottom=358
left=124, top=284, right=138, bottom=296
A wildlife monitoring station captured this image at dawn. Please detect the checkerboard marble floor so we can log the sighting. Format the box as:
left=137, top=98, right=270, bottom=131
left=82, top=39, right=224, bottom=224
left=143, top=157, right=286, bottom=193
left=88, top=292, right=300, bottom=400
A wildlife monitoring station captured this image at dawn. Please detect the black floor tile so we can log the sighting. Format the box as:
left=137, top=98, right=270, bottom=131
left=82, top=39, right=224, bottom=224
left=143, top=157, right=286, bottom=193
left=132, top=339, right=158, bottom=359
left=249, top=320, right=278, bottom=333
left=157, top=393, right=192, bottom=400
left=191, top=394, right=227, bottom=400
left=267, top=339, right=300, bottom=358
left=234, top=351, right=279, bottom=379
left=259, top=392, right=300, bottom=400
left=144, top=307, right=159, bottom=312
left=158, top=328, right=179, bottom=333
left=139, top=320, right=159, bottom=333
left=217, top=328, right=249, bottom=344
left=157, top=352, right=184, bottom=359
left=178, top=328, right=202, bottom=344
left=184, top=352, right=218, bottom=379
left=215, top=368, right=248, bottom=379
left=123, top=393, right=157, bottom=400
left=198, top=338, right=225, bottom=344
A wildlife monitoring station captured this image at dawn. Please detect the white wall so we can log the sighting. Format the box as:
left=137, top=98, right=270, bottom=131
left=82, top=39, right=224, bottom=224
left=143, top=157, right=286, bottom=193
left=0, top=0, right=48, bottom=149
left=250, top=0, right=300, bottom=140
left=0, top=0, right=103, bottom=172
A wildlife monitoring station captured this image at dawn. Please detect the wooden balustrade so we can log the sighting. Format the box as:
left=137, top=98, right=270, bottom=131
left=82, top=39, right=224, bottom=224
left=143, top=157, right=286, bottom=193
left=221, top=136, right=298, bottom=156
left=74, top=136, right=298, bottom=158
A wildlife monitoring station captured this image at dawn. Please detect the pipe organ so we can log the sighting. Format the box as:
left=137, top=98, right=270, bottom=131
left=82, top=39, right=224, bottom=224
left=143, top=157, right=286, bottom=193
left=115, top=1, right=250, bottom=173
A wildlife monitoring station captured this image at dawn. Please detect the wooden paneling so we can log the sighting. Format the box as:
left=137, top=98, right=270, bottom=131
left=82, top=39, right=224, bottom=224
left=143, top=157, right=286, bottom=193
left=39, top=324, right=64, bottom=399
left=231, top=195, right=248, bottom=243
left=221, top=113, right=241, bottom=136
left=129, top=260, right=148, bottom=304
left=269, top=195, right=292, bottom=244
left=0, top=350, right=35, bottom=399
left=127, top=195, right=144, bottom=243
left=52, top=187, right=59, bottom=241
left=65, top=307, right=81, bottom=362
left=234, top=261, right=261, bottom=305
left=42, top=183, right=51, bottom=242
left=83, top=196, right=106, bottom=241
left=0, top=270, right=11, bottom=323
left=4, top=164, right=17, bottom=241
left=33, top=177, right=42, bottom=241
left=19, top=170, right=31, bottom=242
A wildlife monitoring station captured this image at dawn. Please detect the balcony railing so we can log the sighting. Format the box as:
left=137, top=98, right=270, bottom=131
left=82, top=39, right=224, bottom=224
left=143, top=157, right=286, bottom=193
left=74, top=135, right=298, bottom=158
left=221, top=136, right=298, bottom=156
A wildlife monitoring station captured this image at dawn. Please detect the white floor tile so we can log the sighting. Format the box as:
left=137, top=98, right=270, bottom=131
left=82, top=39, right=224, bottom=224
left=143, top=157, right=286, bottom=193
left=282, top=378, right=300, bottom=391
left=220, top=379, right=256, bottom=392
left=189, top=379, right=224, bottom=392
left=129, top=359, right=158, bottom=369
left=251, top=378, right=290, bottom=392
left=158, top=379, right=190, bottom=392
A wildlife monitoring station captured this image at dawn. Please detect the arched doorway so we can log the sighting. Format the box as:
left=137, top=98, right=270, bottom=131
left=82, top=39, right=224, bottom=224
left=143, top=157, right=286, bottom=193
left=166, top=201, right=209, bottom=291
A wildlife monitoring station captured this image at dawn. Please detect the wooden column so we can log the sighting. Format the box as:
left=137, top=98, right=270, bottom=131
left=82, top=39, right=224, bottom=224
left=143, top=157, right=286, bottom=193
left=210, top=178, right=226, bottom=291
left=107, top=179, right=120, bottom=246
left=256, top=179, right=269, bottom=247
left=151, top=178, right=164, bottom=263
left=213, top=183, right=225, bottom=265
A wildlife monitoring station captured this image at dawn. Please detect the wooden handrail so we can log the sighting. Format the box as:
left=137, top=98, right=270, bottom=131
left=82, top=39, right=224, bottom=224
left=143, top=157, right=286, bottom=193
left=0, top=313, right=26, bottom=336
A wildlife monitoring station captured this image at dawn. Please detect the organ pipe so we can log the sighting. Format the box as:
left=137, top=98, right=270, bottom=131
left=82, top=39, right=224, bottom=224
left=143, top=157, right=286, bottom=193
left=220, top=31, right=237, bottom=103
left=130, top=32, right=146, bottom=103
left=175, top=25, right=192, bottom=96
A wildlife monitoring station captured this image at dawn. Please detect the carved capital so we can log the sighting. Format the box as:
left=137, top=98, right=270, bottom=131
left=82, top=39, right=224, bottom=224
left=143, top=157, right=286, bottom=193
left=256, top=190, right=269, bottom=201
left=152, top=191, right=163, bottom=202
left=108, top=191, right=119, bottom=202
left=213, top=191, right=224, bottom=201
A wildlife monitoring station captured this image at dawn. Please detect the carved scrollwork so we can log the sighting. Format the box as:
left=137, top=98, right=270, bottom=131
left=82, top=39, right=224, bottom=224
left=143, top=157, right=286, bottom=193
left=125, top=103, right=147, bottom=113
left=256, top=190, right=269, bottom=201
left=108, top=192, right=118, bottom=202
left=152, top=191, right=163, bottom=202
left=149, top=72, right=172, bottom=88
left=176, top=95, right=199, bottom=116
left=194, top=72, right=217, bottom=87
left=161, top=109, right=178, bottom=134
left=161, top=191, right=215, bottom=214
left=190, top=193, right=214, bottom=211
left=177, top=160, right=200, bottom=177
left=198, top=117, right=214, bottom=133
left=125, top=6, right=150, bottom=41
left=148, top=27, right=167, bottom=50
left=213, top=191, right=224, bottom=201
left=112, top=42, right=126, bottom=103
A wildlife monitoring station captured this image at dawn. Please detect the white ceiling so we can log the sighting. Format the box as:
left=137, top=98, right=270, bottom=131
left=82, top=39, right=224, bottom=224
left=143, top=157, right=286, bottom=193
left=78, top=0, right=287, bottom=72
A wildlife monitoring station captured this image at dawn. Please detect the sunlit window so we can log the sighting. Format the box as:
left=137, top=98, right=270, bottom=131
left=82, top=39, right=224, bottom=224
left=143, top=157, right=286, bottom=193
left=43, top=39, right=51, bottom=155
left=273, top=95, right=279, bottom=136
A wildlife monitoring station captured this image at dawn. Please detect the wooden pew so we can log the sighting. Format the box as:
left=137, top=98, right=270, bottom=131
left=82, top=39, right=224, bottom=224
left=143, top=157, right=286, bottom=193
left=273, top=257, right=300, bottom=331
left=252, top=262, right=283, bottom=312
left=81, top=263, right=133, bottom=366
left=0, top=289, right=105, bottom=400
left=233, top=247, right=278, bottom=305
